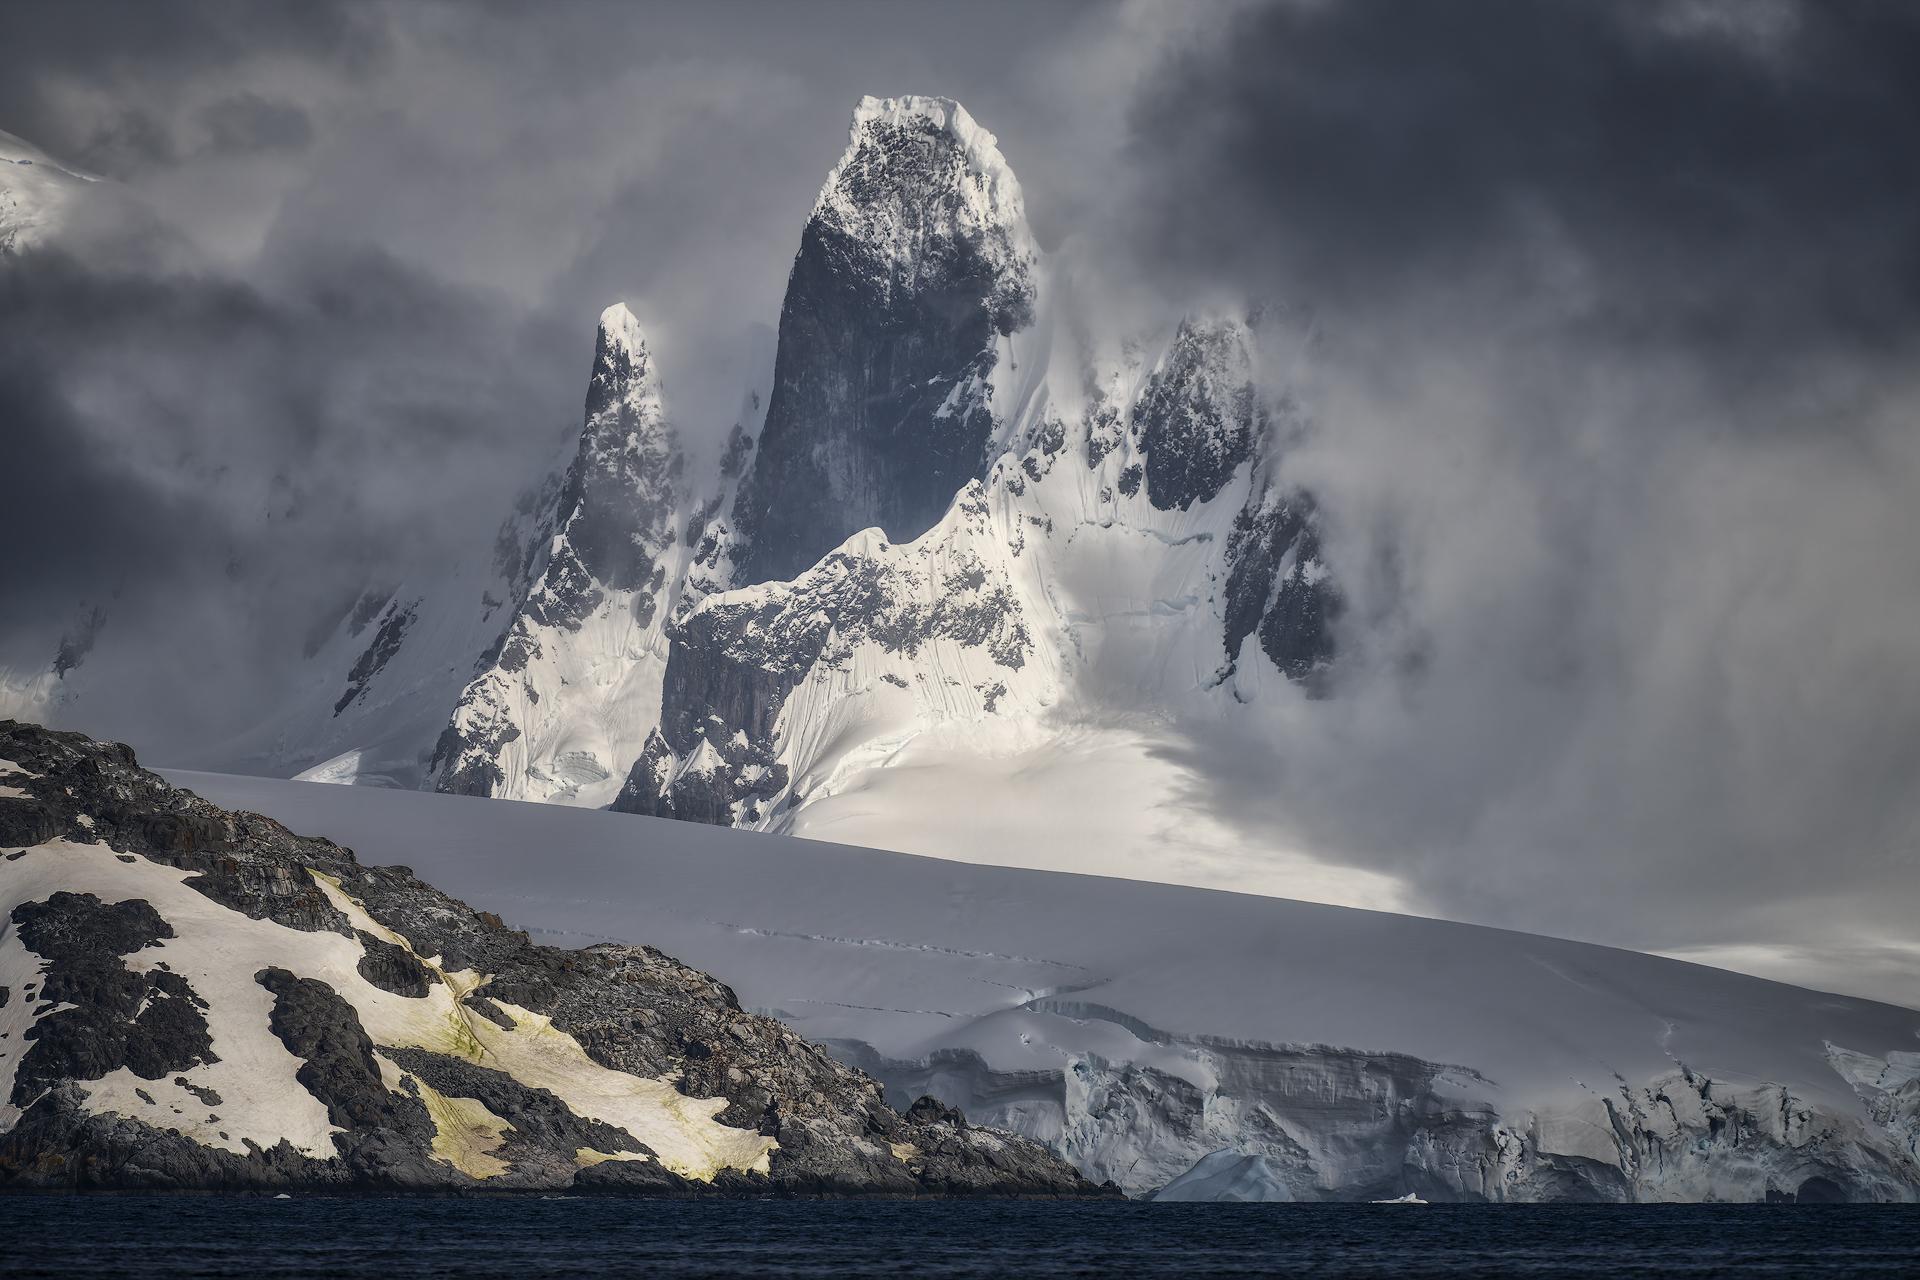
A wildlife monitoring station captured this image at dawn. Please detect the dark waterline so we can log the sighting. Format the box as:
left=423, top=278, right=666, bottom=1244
left=5, top=1197, right=1919, bottom=1278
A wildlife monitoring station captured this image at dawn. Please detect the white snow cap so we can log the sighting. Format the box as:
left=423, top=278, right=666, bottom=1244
left=597, top=302, right=648, bottom=357
left=0, top=128, right=100, bottom=182
left=814, top=94, right=1029, bottom=236
left=849, top=94, right=993, bottom=155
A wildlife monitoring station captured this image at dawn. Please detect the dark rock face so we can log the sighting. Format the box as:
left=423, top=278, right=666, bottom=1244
left=0, top=796, right=60, bottom=847
left=1222, top=488, right=1340, bottom=689
left=354, top=931, right=439, bottom=998
left=255, top=968, right=425, bottom=1134
left=334, top=598, right=418, bottom=716
left=561, top=315, right=680, bottom=601
left=730, top=106, right=1035, bottom=585
left=430, top=717, right=518, bottom=800
left=0, top=719, right=1104, bottom=1198
left=907, top=1095, right=967, bottom=1129
left=612, top=730, right=789, bottom=828
left=10, top=892, right=216, bottom=1095
left=1135, top=319, right=1260, bottom=513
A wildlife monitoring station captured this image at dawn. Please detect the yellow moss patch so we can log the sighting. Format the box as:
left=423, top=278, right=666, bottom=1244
left=309, top=869, right=489, bottom=1061
left=373, top=1053, right=513, bottom=1180
left=313, top=869, right=777, bottom=1183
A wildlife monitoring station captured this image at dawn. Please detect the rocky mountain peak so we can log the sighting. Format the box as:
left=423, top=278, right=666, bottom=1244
left=583, top=302, right=663, bottom=449
left=592, top=300, right=648, bottom=364
left=808, top=94, right=1037, bottom=326
left=813, top=96, right=1035, bottom=277
left=568, top=302, right=678, bottom=595
left=728, top=96, right=1039, bottom=586
left=428, top=305, right=684, bottom=798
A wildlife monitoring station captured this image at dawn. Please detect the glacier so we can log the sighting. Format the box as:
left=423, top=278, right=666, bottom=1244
left=164, top=770, right=1920, bottom=1202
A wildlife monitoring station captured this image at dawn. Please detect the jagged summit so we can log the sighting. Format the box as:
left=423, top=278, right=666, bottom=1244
left=427, top=301, right=684, bottom=799
left=814, top=96, right=1032, bottom=252
left=810, top=93, right=1036, bottom=277
left=583, top=301, right=666, bottom=457
left=729, top=94, right=1040, bottom=585
left=572, top=300, right=675, bottom=598
left=595, top=300, right=647, bottom=357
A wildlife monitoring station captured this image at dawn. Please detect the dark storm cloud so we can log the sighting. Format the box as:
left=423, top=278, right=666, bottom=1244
left=0, top=238, right=579, bottom=739
left=1130, top=0, right=1920, bottom=376
left=0, top=0, right=383, bottom=175
left=0, top=327, right=222, bottom=609
left=1114, top=0, right=1920, bottom=981
left=0, top=0, right=1107, bottom=743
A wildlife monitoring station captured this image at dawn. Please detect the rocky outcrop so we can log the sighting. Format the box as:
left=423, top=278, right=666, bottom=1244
left=1221, top=486, right=1339, bottom=689
left=729, top=96, right=1037, bottom=585
left=0, top=721, right=1106, bottom=1196
left=1134, top=318, right=1262, bottom=513
left=334, top=597, right=418, bottom=716
left=613, top=488, right=1038, bottom=825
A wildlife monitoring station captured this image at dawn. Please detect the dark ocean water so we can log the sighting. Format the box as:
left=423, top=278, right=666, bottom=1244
left=4, top=1197, right=1918, bottom=1278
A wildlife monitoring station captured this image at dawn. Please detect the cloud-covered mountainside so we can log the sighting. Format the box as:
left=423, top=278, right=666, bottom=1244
left=4, top=96, right=1336, bottom=898
left=0, top=721, right=1100, bottom=1195
left=174, top=765, right=1920, bottom=1203
left=7, top=2, right=1920, bottom=1015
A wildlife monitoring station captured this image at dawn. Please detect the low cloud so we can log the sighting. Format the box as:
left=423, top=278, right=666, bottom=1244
left=1113, top=0, right=1920, bottom=965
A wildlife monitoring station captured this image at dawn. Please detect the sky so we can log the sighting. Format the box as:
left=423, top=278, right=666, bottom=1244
left=3, top=0, right=1919, bottom=1002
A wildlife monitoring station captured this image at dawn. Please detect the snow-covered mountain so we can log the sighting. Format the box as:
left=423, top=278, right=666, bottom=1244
left=7, top=95, right=1340, bottom=896
left=603, top=97, right=1335, bottom=836
left=0, top=128, right=97, bottom=255
left=171, top=767, right=1920, bottom=1202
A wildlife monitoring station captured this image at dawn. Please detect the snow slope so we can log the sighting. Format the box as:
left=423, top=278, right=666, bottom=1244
left=168, top=770, right=1920, bottom=1201
left=0, top=128, right=97, bottom=254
